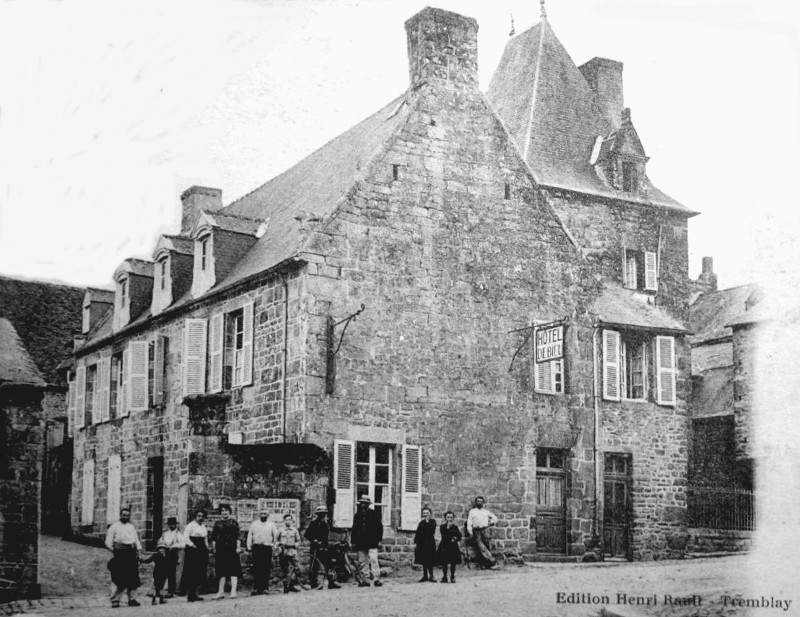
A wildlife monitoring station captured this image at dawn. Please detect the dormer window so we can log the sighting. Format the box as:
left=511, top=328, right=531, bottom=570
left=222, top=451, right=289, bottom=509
left=158, top=257, right=168, bottom=291
left=120, top=279, right=128, bottom=307
left=82, top=302, right=91, bottom=333
left=200, top=236, right=209, bottom=271
left=622, top=161, right=638, bottom=192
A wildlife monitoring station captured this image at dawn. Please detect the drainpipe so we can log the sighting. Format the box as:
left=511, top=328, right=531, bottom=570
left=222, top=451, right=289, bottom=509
left=282, top=276, right=289, bottom=442
left=591, top=323, right=601, bottom=550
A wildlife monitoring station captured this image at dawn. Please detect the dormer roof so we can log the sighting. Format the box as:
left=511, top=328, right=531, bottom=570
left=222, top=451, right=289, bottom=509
left=153, top=235, right=194, bottom=259
left=487, top=19, right=695, bottom=214
left=190, top=210, right=264, bottom=239
left=84, top=287, right=115, bottom=304
left=113, top=258, right=154, bottom=281
left=591, top=283, right=689, bottom=334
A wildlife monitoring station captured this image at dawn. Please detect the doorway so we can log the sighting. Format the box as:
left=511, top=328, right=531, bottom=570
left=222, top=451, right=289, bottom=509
left=603, top=453, right=632, bottom=560
left=146, top=456, right=164, bottom=549
left=535, top=449, right=567, bottom=554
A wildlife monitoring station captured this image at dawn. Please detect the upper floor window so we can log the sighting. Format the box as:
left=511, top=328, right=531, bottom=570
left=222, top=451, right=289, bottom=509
left=224, top=308, right=245, bottom=390
left=622, top=161, right=638, bottom=192
left=532, top=322, right=565, bottom=395
left=120, top=279, right=128, bottom=307
left=84, top=364, right=98, bottom=426
left=110, top=352, right=126, bottom=419
left=203, top=303, right=254, bottom=394
left=623, top=249, right=658, bottom=292
left=200, top=236, right=210, bottom=271
left=602, top=330, right=676, bottom=406
left=158, top=257, right=168, bottom=291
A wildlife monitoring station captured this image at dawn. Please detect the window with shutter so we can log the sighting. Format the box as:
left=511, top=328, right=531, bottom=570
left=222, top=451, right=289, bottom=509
left=656, top=336, right=677, bottom=406
left=75, top=366, right=86, bottom=429
left=622, top=249, right=658, bottom=292
left=332, top=439, right=355, bottom=528
left=241, top=302, right=254, bottom=386
left=400, top=444, right=422, bottom=531
left=100, top=357, right=111, bottom=422
left=644, top=252, right=658, bottom=291
left=209, top=313, right=224, bottom=393
left=602, top=330, right=621, bottom=401
left=153, top=336, right=167, bottom=405
left=127, top=341, right=149, bottom=412
left=107, top=455, right=121, bottom=524
left=182, top=319, right=208, bottom=396
left=120, top=348, right=130, bottom=417
left=82, top=459, right=95, bottom=526
left=86, top=365, right=98, bottom=425
left=67, top=380, right=76, bottom=436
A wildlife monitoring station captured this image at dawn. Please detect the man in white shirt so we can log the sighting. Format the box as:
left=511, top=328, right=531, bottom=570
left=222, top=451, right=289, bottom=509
left=466, top=496, right=499, bottom=569
left=158, top=516, right=184, bottom=598
left=246, top=508, right=277, bottom=595
left=105, top=507, right=143, bottom=608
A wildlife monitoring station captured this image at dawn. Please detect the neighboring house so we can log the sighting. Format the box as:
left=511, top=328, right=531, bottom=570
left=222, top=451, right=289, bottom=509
left=0, top=318, right=47, bottom=600
left=69, top=7, right=696, bottom=561
left=0, top=275, right=84, bottom=535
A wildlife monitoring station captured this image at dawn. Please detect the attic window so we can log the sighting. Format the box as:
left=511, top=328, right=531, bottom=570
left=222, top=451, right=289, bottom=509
left=82, top=303, right=91, bottom=333
left=120, top=279, right=128, bottom=307
left=200, top=236, right=210, bottom=271
left=158, top=257, right=167, bottom=290
left=622, top=162, right=638, bottom=192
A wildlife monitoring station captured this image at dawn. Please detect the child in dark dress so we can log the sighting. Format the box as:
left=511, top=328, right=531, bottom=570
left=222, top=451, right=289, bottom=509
left=436, top=511, right=462, bottom=583
left=413, top=507, right=437, bottom=582
left=140, top=541, right=170, bottom=604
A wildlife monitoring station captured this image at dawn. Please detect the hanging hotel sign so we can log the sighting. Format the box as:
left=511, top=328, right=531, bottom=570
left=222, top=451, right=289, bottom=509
left=535, top=323, right=564, bottom=363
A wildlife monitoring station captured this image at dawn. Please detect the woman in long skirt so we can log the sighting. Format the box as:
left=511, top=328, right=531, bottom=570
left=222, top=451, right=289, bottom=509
left=436, top=511, right=462, bottom=583
left=210, top=504, right=242, bottom=599
left=182, top=510, right=210, bottom=602
left=413, top=507, right=437, bottom=582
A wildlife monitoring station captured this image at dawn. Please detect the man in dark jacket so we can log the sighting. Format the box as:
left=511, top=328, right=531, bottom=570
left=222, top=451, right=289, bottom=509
left=304, top=505, right=341, bottom=590
left=350, top=496, right=383, bottom=587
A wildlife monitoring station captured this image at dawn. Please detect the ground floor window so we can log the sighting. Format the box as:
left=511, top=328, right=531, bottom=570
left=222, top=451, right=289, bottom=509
left=356, top=442, right=392, bottom=526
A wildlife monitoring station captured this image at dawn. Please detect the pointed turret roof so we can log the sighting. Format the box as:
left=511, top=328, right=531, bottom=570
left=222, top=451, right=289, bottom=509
left=487, top=19, right=692, bottom=213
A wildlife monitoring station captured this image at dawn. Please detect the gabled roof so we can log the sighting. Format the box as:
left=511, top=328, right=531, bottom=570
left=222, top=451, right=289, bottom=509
left=154, top=235, right=194, bottom=257
left=591, top=284, right=688, bottom=333
left=690, top=284, right=758, bottom=344
left=487, top=19, right=693, bottom=213
left=114, top=258, right=154, bottom=280
left=192, top=211, right=265, bottom=238
left=84, top=287, right=115, bottom=304
left=0, top=318, right=45, bottom=386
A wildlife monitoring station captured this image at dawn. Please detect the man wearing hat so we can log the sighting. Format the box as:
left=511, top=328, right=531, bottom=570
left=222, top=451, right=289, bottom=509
left=351, top=495, right=383, bottom=587
left=304, top=505, right=341, bottom=590
left=246, top=508, right=278, bottom=595
left=158, top=516, right=184, bottom=598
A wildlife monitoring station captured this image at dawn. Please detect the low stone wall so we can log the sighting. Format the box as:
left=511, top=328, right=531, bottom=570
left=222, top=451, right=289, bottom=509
left=686, top=528, right=752, bottom=554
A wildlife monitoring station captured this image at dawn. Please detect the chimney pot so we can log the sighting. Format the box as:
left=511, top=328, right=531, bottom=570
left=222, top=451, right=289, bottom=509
left=579, top=57, right=624, bottom=128
left=702, top=256, right=714, bottom=274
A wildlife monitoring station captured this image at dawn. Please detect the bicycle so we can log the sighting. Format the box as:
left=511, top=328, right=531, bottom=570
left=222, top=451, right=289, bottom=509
left=461, top=528, right=506, bottom=570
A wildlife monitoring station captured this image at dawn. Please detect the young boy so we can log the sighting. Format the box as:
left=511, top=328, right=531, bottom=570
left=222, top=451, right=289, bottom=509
left=275, top=514, right=302, bottom=593
left=140, top=541, right=170, bottom=605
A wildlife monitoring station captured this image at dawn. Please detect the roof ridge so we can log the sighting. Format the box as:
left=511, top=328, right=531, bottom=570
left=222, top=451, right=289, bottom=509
left=210, top=210, right=265, bottom=223
left=522, top=20, right=546, bottom=159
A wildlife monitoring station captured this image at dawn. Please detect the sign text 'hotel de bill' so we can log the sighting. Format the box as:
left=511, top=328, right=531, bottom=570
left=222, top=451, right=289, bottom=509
left=535, top=324, right=564, bottom=364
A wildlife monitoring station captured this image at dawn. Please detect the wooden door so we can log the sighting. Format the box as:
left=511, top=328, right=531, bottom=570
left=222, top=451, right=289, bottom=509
left=146, top=456, right=164, bottom=549
left=535, top=449, right=567, bottom=554
left=603, top=453, right=631, bottom=559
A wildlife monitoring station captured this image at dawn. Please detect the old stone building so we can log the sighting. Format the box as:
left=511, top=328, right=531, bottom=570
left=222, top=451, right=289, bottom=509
left=70, top=7, right=696, bottom=563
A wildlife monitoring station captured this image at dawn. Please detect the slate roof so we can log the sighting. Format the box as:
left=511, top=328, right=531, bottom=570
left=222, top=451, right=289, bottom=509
left=689, top=284, right=757, bottom=345
left=115, top=258, right=154, bottom=279
left=486, top=19, right=693, bottom=213
left=0, top=318, right=46, bottom=386
left=156, top=235, right=194, bottom=256
left=591, top=284, right=688, bottom=333
left=0, top=275, right=83, bottom=384
left=86, top=287, right=115, bottom=304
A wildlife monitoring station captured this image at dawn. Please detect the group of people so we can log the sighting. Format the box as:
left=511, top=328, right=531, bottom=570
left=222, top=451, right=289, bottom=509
left=413, top=496, right=500, bottom=583
left=103, top=495, right=499, bottom=609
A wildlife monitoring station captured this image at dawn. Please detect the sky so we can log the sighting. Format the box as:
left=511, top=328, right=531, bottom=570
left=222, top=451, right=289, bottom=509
left=0, top=0, right=799, bottom=292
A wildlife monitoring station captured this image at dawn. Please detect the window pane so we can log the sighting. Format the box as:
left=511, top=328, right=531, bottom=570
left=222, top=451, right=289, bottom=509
left=356, top=464, right=370, bottom=484
left=375, top=465, right=389, bottom=484
left=374, top=443, right=390, bottom=464
left=356, top=485, right=369, bottom=501
left=549, top=452, right=564, bottom=470
left=536, top=450, right=548, bottom=468
left=374, top=485, right=386, bottom=505
left=356, top=442, right=370, bottom=463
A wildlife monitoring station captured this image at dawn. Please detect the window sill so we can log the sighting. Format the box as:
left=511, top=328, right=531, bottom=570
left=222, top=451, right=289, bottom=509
left=534, top=389, right=564, bottom=396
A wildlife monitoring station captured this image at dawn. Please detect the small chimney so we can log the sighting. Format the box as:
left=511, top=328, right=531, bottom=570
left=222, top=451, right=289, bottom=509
left=181, top=186, right=222, bottom=235
left=579, top=57, right=624, bottom=128
left=697, top=256, right=718, bottom=292
left=405, top=7, right=479, bottom=90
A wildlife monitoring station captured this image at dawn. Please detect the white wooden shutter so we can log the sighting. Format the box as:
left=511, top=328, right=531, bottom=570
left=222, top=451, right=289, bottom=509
left=153, top=336, right=166, bottom=405
left=332, top=439, right=355, bottom=528
left=99, top=357, right=111, bottom=422
left=120, top=348, right=130, bottom=417
left=82, top=459, right=95, bottom=525
left=644, top=251, right=658, bottom=291
left=208, top=313, right=224, bottom=393
left=602, top=330, right=621, bottom=401
left=400, top=444, right=423, bottom=531
left=656, top=336, right=677, bottom=406
left=75, top=365, right=86, bottom=429
left=535, top=360, right=554, bottom=394
left=127, top=341, right=149, bottom=411
left=67, top=380, right=76, bottom=436
left=241, top=301, right=254, bottom=386
left=107, top=455, right=122, bottom=524
left=182, top=319, right=208, bottom=396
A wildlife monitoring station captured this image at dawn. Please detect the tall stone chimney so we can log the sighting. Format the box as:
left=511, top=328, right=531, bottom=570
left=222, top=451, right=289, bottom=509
left=697, top=256, right=718, bottom=292
left=579, top=57, right=624, bottom=128
left=405, top=7, right=479, bottom=90
left=181, top=186, right=222, bottom=235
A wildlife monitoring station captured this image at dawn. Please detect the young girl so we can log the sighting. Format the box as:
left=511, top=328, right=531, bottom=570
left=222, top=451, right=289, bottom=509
left=413, top=507, right=437, bottom=582
left=140, top=541, right=169, bottom=605
left=436, top=511, right=462, bottom=583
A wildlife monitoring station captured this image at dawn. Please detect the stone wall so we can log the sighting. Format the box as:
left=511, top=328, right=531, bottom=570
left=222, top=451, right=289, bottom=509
left=0, top=384, right=44, bottom=600
left=731, top=324, right=757, bottom=460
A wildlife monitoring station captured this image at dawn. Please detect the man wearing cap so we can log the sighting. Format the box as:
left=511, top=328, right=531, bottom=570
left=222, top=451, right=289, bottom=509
left=105, top=507, right=142, bottom=608
left=304, top=505, right=341, bottom=590
left=158, top=517, right=184, bottom=598
left=351, top=496, right=383, bottom=587
left=246, top=508, right=277, bottom=595
left=466, top=496, right=499, bottom=570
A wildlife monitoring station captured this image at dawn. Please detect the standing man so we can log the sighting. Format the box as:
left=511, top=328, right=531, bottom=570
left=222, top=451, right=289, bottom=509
left=351, top=496, right=383, bottom=587
left=466, top=496, right=499, bottom=570
left=275, top=513, right=302, bottom=593
left=158, top=517, right=183, bottom=598
left=304, top=505, right=341, bottom=590
left=105, top=507, right=142, bottom=608
left=246, top=507, right=277, bottom=595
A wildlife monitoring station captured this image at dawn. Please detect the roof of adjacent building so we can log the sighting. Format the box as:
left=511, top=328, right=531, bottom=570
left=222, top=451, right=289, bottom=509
left=486, top=20, right=693, bottom=214
left=691, top=365, right=733, bottom=417
left=0, top=275, right=83, bottom=383
left=690, top=284, right=758, bottom=344
left=591, top=284, right=688, bottom=333
left=0, top=318, right=46, bottom=386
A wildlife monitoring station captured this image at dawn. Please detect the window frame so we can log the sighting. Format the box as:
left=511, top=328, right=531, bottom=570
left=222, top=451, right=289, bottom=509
left=110, top=352, right=125, bottom=419
left=85, top=364, right=98, bottom=426
left=158, top=257, right=168, bottom=291
left=355, top=442, right=393, bottom=527
left=621, top=336, right=648, bottom=402
left=199, top=236, right=210, bottom=271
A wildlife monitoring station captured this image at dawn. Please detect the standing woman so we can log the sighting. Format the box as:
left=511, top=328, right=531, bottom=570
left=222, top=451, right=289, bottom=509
left=210, top=504, right=242, bottom=599
left=436, top=511, right=462, bottom=583
left=183, top=509, right=210, bottom=602
left=413, top=507, right=437, bottom=583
